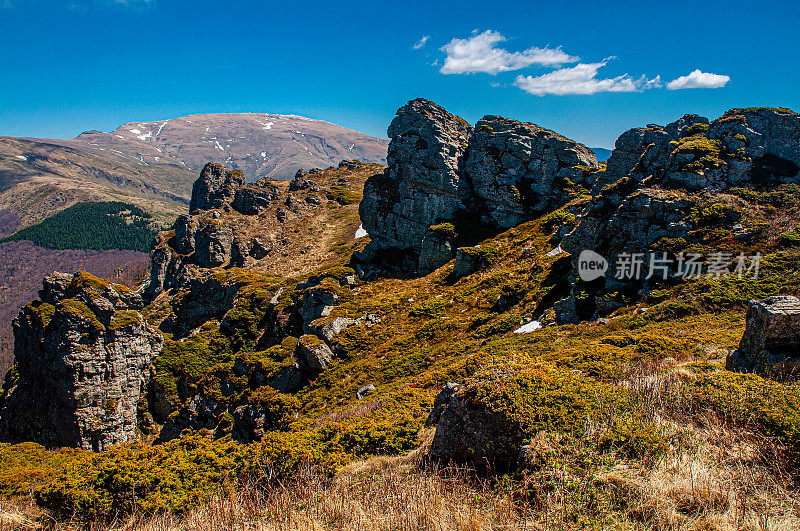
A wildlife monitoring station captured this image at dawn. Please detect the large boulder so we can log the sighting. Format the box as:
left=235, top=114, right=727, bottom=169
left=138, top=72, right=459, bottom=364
left=358, top=99, right=472, bottom=273
left=463, top=116, right=598, bottom=228
left=355, top=99, right=601, bottom=277
left=189, top=162, right=245, bottom=213
left=727, top=296, right=800, bottom=379
left=232, top=180, right=280, bottom=215
left=296, top=335, right=334, bottom=373
left=167, top=273, right=239, bottom=338
left=194, top=220, right=233, bottom=268
left=0, top=272, right=162, bottom=450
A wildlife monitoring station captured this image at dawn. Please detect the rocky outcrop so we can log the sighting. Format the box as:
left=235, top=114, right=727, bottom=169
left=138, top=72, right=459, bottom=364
left=194, top=221, right=233, bottom=268
left=232, top=180, right=280, bottom=215
left=190, top=162, right=245, bottom=213
left=357, top=99, right=472, bottom=275
left=0, top=272, right=162, bottom=450
left=464, top=116, right=598, bottom=228
left=425, top=382, right=525, bottom=473
left=288, top=169, right=318, bottom=192
left=560, top=189, right=693, bottom=291
left=296, top=335, right=334, bottom=372
left=355, top=98, right=598, bottom=277
left=727, top=296, right=800, bottom=380
left=164, top=272, right=239, bottom=338
left=554, top=108, right=800, bottom=323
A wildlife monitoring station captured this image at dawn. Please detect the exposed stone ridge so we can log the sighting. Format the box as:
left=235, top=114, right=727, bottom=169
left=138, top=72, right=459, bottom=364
left=357, top=98, right=472, bottom=274
left=355, top=98, right=599, bottom=278
left=190, top=162, right=246, bottom=213
left=147, top=165, right=289, bottom=300
left=555, top=106, right=800, bottom=324
left=0, top=271, right=162, bottom=451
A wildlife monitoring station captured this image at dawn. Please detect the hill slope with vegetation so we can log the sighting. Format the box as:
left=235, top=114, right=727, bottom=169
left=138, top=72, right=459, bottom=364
left=1, top=103, right=800, bottom=530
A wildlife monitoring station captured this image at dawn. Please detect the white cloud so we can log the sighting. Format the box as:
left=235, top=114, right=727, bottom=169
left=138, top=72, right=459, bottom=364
left=413, top=35, right=430, bottom=50
left=666, top=69, right=730, bottom=90
left=439, top=30, right=578, bottom=75
left=513, top=61, right=661, bottom=96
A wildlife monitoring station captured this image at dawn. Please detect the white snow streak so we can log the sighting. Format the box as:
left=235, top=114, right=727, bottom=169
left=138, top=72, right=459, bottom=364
left=513, top=321, right=542, bottom=334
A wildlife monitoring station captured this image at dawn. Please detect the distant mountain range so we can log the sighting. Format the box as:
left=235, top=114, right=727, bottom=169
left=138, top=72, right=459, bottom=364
left=0, top=113, right=388, bottom=231
left=589, top=147, right=612, bottom=162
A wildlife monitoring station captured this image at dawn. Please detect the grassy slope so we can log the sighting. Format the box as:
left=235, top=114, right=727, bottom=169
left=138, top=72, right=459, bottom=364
left=2, top=168, right=800, bottom=528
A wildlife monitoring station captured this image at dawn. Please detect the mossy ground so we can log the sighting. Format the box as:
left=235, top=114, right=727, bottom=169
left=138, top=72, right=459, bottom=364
left=3, top=163, right=800, bottom=526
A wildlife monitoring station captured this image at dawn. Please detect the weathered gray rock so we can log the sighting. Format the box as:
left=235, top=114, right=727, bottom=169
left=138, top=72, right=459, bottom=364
left=296, top=335, right=334, bottom=372
left=0, top=272, right=162, bottom=450
left=229, top=237, right=251, bottom=268
left=169, top=273, right=239, bottom=338
left=190, top=162, right=245, bottom=213
left=561, top=189, right=693, bottom=290
left=553, top=297, right=580, bottom=325
left=452, top=246, right=491, bottom=279
left=172, top=215, right=197, bottom=255
left=463, top=116, right=598, bottom=228
left=232, top=181, right=280, bottom=215
left=300, top=286, right=339, bottom=333
left=727, top=296, right=800, bottom=379
left=355, top=99, right=600, bottom=277
left=288, top=170, right=317, bottom=191
left=425, top=382, right=461, bottom=427
left=249, top=237, right=273, bottom=260
left=418, top=229, right=454, bottom=275
left=358, top=99, right=472, bottom=273
left=194, top=221, right=233, bottom=268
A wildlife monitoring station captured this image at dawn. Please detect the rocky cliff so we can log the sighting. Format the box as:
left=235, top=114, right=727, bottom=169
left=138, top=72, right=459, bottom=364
left=0, top=272, right=162, bottom=450
left=355, top=98, right=599, bottom=277
left=557, top=107, right=800, bottom=323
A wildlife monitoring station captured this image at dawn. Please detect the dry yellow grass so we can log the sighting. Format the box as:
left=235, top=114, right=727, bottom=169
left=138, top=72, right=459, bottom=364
left=4, top=413, right=798, bottom=531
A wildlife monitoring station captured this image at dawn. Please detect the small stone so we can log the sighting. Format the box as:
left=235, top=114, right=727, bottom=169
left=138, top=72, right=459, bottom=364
left=357, top=384, right=376, bottom=399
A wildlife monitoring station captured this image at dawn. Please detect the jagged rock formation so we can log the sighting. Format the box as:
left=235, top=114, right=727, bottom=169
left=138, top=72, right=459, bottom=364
left=556, top=107, right=800, bottom=323
left=189, top=162, right=246, bottom=213
left=145, top=161, right=370, bottom=300
left=464, top=116, right=597, bottom=228
left=357, top=99, right=472, bottom=275
left=355, top=98, right=599, bottom=277
left=232, top=180, right=280, bottom=215
left=0, top=272, right=162, bottom=450
left=727, top=296, right=800, bottom=379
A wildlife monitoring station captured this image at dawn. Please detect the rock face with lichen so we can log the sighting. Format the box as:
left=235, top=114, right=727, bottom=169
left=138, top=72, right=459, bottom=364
left=355, top=99, right=599, bottom=277
left=357, top=99, right=472, bottom=275
left=727, top=296, right=800, bottom=380
left=0, top=272, right=162, bottom=451
left=555, top=108, right=800, bottom=324
left=190, top=162, right=246, bottom=214
left=463, top=116, right=598, bottom=229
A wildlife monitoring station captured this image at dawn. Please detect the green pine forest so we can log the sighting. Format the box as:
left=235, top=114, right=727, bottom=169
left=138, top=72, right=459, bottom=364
left=3, top=201, right=157, bottom=252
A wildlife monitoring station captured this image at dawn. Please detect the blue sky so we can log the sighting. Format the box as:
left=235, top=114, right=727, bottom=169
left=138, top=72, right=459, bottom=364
left=1, top=0, right=798, bottom=148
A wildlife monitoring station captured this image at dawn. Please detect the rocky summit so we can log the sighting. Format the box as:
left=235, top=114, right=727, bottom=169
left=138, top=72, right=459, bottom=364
left=3, top=101, right=800, bottom=529
left=0, top=272, right=162, bottom=451
left=355, top=98, right=599, bottom=278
